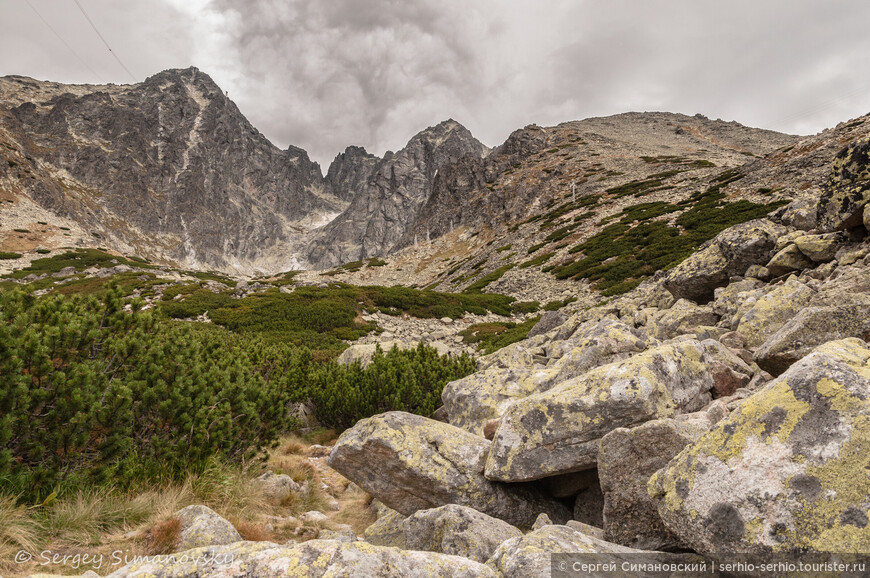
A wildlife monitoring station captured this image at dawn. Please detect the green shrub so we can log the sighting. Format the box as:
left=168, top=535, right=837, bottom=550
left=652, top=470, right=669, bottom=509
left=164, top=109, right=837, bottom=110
left=550, top=186, right=787, bottom=295
left=13, top=229, right=29, bottom=234
left=304, top=344, right=475, bottom=430
left=459, top=316, right=541, bottom=355
left=157, top=283, right=515, bottom=352
left=463, top=264, right=515, bottom=294
left=7, top=249, right=135, bottom=279
left=520, top=252, right=555, bottom=268
left=0, top=288, right=294, bottom=500
left=543, top=297, right=577, bottom=311
left=511, top=301, right=540, bottom=314
left=0, top=252, right=21, bottom=260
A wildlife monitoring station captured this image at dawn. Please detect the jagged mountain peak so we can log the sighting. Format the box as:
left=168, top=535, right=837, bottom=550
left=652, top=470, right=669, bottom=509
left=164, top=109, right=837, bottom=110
left=0, top=68, right=342, bottom=274
left=305, top=118, right=489, bottom=268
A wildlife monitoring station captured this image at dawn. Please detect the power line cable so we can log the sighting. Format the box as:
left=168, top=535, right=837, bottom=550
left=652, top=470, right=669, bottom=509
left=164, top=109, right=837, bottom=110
left=71, top=0, right=137, bottom=82
left=768, top=83, right=870, bottom=132
left=24, top=0, right=105, bottom=82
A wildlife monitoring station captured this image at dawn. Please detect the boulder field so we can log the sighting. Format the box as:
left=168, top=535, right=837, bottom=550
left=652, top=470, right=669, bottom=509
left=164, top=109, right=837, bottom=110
left=107, top=147, right=870, bottom=578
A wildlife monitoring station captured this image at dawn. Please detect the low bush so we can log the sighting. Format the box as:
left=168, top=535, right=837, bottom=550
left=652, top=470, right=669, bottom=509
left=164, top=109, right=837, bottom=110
left=304, top=344, right=475, bottom=430
left=459, top=316, right=541, bottom=355
left=0, top=287, right=295, bottom=500
left=550, top=184, right=787, bottom=294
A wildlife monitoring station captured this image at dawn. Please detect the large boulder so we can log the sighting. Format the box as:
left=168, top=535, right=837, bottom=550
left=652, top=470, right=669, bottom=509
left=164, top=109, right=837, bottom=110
left=662, top=219, right=786, bottom=302
left=598, top=404, right=727, bottom=551
left=755, top=304, right=870, bottom=375
left=779, top=195, right=819, bottom=231
left=402, top=504, right=522, bottom=563
left=541, top=318, right=656, bottom=387
left=527, top=310, right=569, bottom=338
left=735, top=276, right=815, bottom=349
left=485, top=524, right=704, bottom=578
left=442, top=319, right=653, bottom=435
left=545, top=318, right=654, bottom=369
left=645, top=299, right=719, bottom=340
left=441, top=367, right=542, bottom=436
left=254, top=471, right=300, bottom=505
left=809, top=264, right=870, bottom=307
left=476, top=333, right=549, bottom=371
left=108, top=539, right=496, bottom=577
left=484, top=340, right=752, bottom=482
left=650, top=338, right=870, bottom=555
left=793, top=233, right=844, bottom=263
left=173, top=505, right=241, bottom=551
left=327, top=412, right=570, bottom=528
left=485, top=524, right=636, bottom=578
left=363, top=506, right=407, bottom=548
left=711, top=278, right=765, bottom=320
left=817, top=135, right=870, bottom=232
left=765, top=244, right=815, bottom=277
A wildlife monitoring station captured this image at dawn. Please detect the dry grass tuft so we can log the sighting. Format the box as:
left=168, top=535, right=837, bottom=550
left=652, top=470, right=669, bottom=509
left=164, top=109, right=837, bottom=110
left=234, top=520, right=275, bottom=542
left=144, top=517, right=181, bottom=555
left=0, top=494, right=42, bottom=571
left=269, top=454, right=318, bottom=484
left=330, top=489, right=376, bottom=536
left=43, top=490, right=152, bottom=546
left=279, top=436, right=307, bottom=456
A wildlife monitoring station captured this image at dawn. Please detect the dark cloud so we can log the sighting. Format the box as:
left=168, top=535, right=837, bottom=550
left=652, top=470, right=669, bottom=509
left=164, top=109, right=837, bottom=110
left=2, top=0, right=870, bottom=169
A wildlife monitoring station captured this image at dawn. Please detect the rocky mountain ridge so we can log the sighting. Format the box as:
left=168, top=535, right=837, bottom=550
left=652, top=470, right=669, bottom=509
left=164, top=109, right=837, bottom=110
left=0, top=67, right=341, bottom=275
left=1, top=67, right=805, bottom=281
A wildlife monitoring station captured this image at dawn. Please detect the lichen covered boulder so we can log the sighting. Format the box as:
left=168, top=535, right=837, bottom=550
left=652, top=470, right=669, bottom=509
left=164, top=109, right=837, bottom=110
left=793, top=233, right=843, bottom=263
left=598, top=405, right=727, bottom=551
left=735, top=276, right=815, bottom=349
left=441, top=367, right=544, bottom=436
left=485, top=524, right=635, bottom=578
left=484, top=340, right=751, bottom=482
left=174, top=505, right=242, bottom=550
left=327, top=411, right=569, bottom=528
left=476, top=333, right=549, bottom=371
left=527, top=310, right=568, bottom=338
left=755, top=304, right=870, bottom=375
left=817, top=135, right=870, bottom=232
left=662, top=219, right=786, bottom=303
left=650, top=338, right=870, bottom=555
left=779, top=195, right=819, bottom=231
left=363, top=506, right=407, bottom=548
left=544, top=318, right=656, bottom=384
left=254, top=471, right=300, bottom=505
left=402, top=504, right=522, bottom=563
left=442, top=319, right=653, bottom=435
left=766, top=244, right=815, bottom=277
left=645, top=299, right=719, bottom=340
left=108, top=539, right=496, bottom=577
left=485, top=524, right=704, bottom=578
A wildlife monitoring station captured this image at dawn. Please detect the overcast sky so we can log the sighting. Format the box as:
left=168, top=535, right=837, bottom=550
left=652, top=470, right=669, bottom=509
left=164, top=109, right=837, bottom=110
left=3, top=0, right=870, bottom=168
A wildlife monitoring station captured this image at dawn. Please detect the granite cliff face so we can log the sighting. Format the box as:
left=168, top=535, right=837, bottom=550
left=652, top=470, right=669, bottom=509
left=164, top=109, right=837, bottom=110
left=305, top=119, right=489, bottom=268
left=0, top=67, right=341, bottom=274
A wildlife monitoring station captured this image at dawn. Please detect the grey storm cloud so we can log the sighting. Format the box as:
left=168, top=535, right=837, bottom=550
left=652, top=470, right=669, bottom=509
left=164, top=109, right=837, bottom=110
left=2, top=0, right=870, bottom=169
